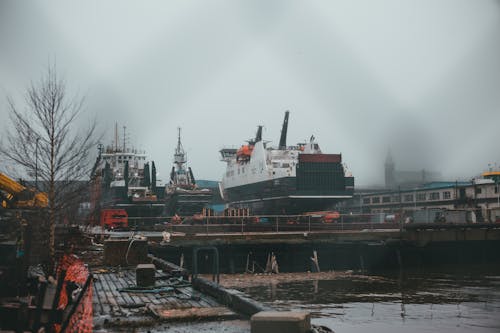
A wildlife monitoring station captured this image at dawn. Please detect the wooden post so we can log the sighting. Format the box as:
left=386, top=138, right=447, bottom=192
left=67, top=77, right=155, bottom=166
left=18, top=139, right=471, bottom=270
left=33, top=280, right=48, bottom=332
left=48, top=269, right=66, bottom=330
left=311, top=250, right=320, bottom=273
left=16, top=298, right=29, bottom=333
left=60, top=274, right=93, bottom=333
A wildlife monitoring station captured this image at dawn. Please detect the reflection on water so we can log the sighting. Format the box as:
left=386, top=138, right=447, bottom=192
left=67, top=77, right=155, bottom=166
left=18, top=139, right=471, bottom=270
left=240, top=268, right=500, bottom=333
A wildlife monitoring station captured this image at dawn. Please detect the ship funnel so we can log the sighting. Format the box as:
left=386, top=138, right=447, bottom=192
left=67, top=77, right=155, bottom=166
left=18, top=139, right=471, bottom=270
left=255, top=125, right=263, bottom=143
left=279, top=111, right=290, bottom=150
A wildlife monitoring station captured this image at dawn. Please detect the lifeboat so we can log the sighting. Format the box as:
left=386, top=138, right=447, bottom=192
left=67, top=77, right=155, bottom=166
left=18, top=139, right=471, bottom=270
left=236, top=144, right=254, bottom=160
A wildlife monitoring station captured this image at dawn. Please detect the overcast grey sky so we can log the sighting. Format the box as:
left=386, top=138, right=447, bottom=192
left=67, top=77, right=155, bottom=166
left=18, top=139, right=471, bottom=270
left=1, top=0, right=499, bottom=186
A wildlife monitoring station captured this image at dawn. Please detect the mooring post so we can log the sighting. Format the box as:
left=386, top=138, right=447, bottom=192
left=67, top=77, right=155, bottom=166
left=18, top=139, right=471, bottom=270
left=192, top=246, right=220, bottom=284
left=359, top=254, right=365, bottom=274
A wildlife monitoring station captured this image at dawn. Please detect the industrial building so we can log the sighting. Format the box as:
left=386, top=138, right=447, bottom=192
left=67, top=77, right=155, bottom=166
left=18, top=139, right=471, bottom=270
left=345, top=171, right=500, bottom=223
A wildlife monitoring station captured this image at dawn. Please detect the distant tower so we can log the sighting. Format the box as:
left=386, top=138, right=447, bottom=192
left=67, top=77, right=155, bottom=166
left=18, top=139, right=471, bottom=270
left=385, top=149, right=396, bottom=188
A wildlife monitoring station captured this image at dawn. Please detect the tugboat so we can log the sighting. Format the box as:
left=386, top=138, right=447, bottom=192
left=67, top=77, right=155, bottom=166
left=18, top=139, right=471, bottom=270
left=219, top=111, right=354, bottom=214
left=90, top=124, right=165, bottom=227
left=164, top=128, right=212, bottom=216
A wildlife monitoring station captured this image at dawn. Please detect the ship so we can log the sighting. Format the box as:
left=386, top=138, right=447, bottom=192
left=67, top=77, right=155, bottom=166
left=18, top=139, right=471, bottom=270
left=219, top=111, right=354, bottom=215
left=90, top=124, right=165, bottom=226
left=164, top=128, right=212, bottom=216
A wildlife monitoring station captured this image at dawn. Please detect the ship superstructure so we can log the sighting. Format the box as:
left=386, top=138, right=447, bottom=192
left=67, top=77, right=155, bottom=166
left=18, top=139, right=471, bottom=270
left=220, top=111, right=354, bottom=214
left=92, top=124, right=165, bottom=226
left=165, top=128, right=212, bottom=216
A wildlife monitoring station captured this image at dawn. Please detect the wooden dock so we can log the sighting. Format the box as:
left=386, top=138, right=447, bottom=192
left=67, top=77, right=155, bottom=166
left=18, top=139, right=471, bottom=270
left=92, top=268, right=239, bottom=329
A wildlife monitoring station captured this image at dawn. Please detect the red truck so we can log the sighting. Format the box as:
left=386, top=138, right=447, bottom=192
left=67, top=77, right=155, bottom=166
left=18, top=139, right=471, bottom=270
left=100, top=209, right=128, bottom=230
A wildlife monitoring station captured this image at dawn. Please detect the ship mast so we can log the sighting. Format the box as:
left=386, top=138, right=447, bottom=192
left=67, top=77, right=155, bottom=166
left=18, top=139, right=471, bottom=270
left=174, top=127, right=187, bottom=172
left=114, top=122, right=119, bottom=152
left=123, top=126, right=126, bottom=151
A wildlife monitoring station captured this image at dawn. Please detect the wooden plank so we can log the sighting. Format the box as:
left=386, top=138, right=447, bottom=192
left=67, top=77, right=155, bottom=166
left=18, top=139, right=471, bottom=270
left=156, top=291, right=181, bottom=309
left=119, top=271, right=149, bottom=306
left=176, top=287, right=214, bottom=307
left=105, top=273, right=126, bottom=307
left=92, top=275, right=105, bottom=315
left=94, top=274, right=112, bottom=314
left=100, top=273, right=120, bottom=313
left=176, top=287, right=204, bottom=308
left=113, top=274, right=136, bottom=306
left=200, top=294, right=221, bottom=307
left=122, top=272, right=152, bottom=305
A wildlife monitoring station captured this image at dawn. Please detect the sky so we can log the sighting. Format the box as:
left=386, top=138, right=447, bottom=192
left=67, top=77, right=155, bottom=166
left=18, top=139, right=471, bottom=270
left=1, top=0, right=499, bottom=186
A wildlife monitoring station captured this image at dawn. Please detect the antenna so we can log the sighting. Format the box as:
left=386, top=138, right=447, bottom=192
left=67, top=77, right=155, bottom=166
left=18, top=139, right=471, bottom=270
left=114, top=122, right=118, bottom=151
left=123, top=126, right=127, bottom=151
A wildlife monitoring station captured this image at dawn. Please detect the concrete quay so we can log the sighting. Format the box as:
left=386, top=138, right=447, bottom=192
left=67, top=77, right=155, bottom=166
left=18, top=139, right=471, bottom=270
left=142, top=224, right=500, bottom=273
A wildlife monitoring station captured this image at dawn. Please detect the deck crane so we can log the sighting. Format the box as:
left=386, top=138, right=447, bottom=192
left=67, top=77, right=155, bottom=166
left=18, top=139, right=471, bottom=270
left=0, top=172, right=48, bottom=209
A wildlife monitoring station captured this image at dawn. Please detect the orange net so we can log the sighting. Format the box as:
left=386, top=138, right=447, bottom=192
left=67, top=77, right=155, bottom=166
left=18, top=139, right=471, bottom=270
left=54, top=254, right=93, bottom=333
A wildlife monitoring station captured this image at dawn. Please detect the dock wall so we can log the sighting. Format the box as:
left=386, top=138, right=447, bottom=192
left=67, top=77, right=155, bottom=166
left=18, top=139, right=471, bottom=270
left=150, top=225, right=500, bottom=274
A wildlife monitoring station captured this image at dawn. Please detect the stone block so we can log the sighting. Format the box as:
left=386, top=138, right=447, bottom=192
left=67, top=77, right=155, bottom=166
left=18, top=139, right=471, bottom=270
left=251, top=311, right=311, bottom=333
left=136, top=263, right=155, bottom=287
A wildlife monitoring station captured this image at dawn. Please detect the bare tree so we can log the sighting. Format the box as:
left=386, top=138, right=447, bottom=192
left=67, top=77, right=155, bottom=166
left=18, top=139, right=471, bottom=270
left=1, top=64, right=98, bottom=265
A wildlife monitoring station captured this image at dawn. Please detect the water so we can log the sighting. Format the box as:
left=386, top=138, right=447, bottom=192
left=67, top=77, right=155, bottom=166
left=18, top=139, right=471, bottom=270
left=239, top=268, right=500, bottom=333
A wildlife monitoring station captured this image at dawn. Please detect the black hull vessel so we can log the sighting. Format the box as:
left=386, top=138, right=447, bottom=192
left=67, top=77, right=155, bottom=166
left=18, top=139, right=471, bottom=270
left=220, top=112, right=354, bottom=215
left=90, top=124, right=166, bottom=226
left=165, top=189, right=212, bottom=216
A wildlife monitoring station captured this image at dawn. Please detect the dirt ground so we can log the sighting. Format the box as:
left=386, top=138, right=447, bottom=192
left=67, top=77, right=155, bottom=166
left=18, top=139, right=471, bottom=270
left=210, top=271, right=354, bottom=289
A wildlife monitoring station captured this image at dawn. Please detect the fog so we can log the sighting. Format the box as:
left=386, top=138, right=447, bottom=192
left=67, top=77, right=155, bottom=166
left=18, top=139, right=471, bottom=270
left=1, top=0, right=499, bottom=185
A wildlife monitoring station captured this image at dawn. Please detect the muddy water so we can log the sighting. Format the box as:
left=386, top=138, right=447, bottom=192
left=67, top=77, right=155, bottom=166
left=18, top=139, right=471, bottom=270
left=237, top=268, right=500, bottom=333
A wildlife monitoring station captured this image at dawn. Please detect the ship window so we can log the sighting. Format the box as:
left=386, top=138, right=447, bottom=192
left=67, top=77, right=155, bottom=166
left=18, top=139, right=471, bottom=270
left=475, top=188, right=482, bottom=195
left=429, top=192, right=440, bottom=200
left=496, top=185, right=499, bottom=194
left=443, top=191, right=451, bottom=199
left=282, top=163, right=290, bottom=168
left=363, top=198, right=370, bottom=204
left=417, top=193, right=426, bottom=201
left=372, top=197, right=380, bottom=204
left=273, top=162, right=279, bottom=168
left=382, top=196, right=390, bottom=203
left=404, top=194, right=414, bottom=202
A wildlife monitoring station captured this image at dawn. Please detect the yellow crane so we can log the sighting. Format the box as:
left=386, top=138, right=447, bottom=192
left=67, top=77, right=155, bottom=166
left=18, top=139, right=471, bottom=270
left=0, top=172, right=48, bottom=208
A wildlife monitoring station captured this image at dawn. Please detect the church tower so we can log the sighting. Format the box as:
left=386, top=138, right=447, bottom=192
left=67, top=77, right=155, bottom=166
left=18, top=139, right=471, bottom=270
left=385, top=149, right=396, bottom=188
